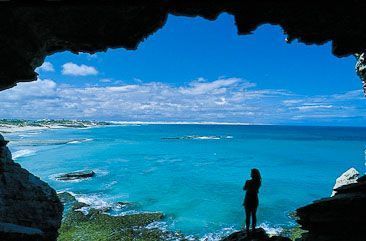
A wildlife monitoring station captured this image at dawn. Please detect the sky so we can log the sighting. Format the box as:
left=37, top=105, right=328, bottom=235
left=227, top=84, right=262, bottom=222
left=1, top=14, right=365, bottom=126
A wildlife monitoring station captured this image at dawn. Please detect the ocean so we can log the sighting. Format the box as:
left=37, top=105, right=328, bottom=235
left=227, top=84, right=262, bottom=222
left=5, top=124, right=366, bottom=239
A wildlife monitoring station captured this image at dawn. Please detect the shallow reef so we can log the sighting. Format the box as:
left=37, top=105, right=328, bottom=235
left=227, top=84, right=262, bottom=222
left=57, top=192, right=188, bottom=241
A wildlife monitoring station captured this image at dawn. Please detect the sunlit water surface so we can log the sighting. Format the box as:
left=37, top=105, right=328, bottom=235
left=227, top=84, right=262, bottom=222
left=6, top=125, right=366, bottom=239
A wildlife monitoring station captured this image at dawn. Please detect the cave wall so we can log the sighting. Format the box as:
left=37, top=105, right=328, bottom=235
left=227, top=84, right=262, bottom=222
left=1, top=1, right=366, bottom=91
left=0, top=135, right=63, bottom=241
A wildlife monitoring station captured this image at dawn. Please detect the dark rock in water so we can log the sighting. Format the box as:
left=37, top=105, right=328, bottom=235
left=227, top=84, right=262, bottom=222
left=116, top=201, right=136, bottom=209
left=56, top=170, right=95, bottom=181
left=58, top=192, right=76, bottom=204
left=0, top=134, right=63, bottom=241
left=221, top=228, right=291, bottom=241
left=296, top=169, right=366, bottom=241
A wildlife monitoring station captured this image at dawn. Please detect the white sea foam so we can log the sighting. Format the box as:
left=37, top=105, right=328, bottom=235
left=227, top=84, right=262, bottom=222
left=145, top=221, right=169, bottom=231
left=74, top=194, right=112, bottom=211
left=104, top=180, right=118, bottom=189
left=192, top=136, right=221, bottom=140
left=93, top=169, right=109, bottom=177
left=67, top=138, right=93, bottom=144
left=259, top=223, right=283, bottom=236
left=163, top=135, right=234, bottom=140
left=12, top=149, right=36, bottom=160
left=64, top=192, right=130, bottom=215
left=196, top=227, right=237, bottom=241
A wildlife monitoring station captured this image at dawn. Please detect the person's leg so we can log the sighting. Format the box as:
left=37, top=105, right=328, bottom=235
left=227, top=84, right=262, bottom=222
left=251, top=207, right=257, bottom=231
left=245, top=207, right=250, bottom=233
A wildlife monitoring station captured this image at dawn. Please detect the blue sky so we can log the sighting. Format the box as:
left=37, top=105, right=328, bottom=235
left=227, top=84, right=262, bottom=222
left=1, top=14, right=365, bottom=126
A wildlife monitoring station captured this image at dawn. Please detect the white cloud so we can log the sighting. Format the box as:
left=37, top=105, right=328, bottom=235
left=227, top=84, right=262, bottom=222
left=79, top=53, right=98, bottom=60
left=36, top=62, right=54, bottom=72
left=62, top=62, right=98, bottom=76
left=179, top=78, right=254, bottom=95
left=100, top=78, right=112, bottom=83
left=0, top=77, right=364, bottom=125
left=295, top=105, right=333, bottom=111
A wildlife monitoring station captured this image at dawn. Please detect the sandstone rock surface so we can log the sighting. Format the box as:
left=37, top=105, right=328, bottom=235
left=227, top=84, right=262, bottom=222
left=0, top=134, right=63, bottom=241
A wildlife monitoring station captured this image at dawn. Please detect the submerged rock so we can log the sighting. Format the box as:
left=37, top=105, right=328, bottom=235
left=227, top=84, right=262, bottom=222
left=0, top=134, right=63, bottom=241
left=221, top=228, right=291, bottom=241
left=56, top=170, right=95, bottom=181
left=58, top=192, right=76, bottom=204
left=57, top=197, right=187, bottom=241
left=331, top=167, right=359, bottom=196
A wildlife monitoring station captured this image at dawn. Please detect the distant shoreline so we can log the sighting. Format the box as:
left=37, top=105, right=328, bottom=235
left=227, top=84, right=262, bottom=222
left=0, top=119, right=111, bottom=134
left=108, top=121, right=256, bottom=126
left=0, top=119, right=365, bottom=134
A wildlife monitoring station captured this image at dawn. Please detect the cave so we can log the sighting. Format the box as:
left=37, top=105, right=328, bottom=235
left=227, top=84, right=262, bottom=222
left=0, top=1, right=366, bottom=241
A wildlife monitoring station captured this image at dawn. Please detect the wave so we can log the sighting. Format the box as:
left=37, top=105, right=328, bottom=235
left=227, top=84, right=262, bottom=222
left=74, top=193, right=112, bottom=211
left=104, top=180, right=118, bottom=190
left=258, top=222, right=283, bottom=236
left=93, top=169, right=109, bottom=177
left=162, top=135, right=234, bottom=140
left=12, top=138, right=93, bottom=146
left=12, top=149, right=36, bottom=160
left=67, top=138, right=93, bottom=144
left=60, top=191, right=130, bottom=214
left=196, top=227, right=237, bottom=241
left=18, top=131, right=43, bottom=137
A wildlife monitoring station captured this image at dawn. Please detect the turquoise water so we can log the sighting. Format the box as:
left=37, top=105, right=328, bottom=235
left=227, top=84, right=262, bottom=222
left=5, top=125, right=366, bottom=239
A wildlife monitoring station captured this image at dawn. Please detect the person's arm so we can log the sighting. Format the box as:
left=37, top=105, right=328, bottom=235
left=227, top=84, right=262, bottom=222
left=243, top=180, right=249, bottom=190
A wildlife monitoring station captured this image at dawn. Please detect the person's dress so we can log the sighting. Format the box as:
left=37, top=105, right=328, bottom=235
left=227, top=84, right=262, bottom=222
left=244, top=180, right=259, bottom=209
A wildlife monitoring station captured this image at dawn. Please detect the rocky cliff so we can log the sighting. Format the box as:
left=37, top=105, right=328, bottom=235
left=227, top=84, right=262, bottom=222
left=296, top=171, right=366, bottom=241
left=0, top=134, right=63, bottom=241
left=356, top=53, right=366, bottom=94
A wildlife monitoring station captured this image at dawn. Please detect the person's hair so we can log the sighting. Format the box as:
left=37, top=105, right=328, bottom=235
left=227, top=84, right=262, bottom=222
left=251, top=168, right=261, bottom=187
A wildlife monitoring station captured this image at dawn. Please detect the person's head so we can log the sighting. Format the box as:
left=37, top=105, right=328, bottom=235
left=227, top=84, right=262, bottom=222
left=251, top=168, right=261, bottom=186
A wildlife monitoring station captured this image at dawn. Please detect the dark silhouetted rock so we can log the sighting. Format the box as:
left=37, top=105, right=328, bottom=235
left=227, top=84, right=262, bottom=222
left=221, top=228, right=291, bottom=241
left=56, top=170, right=95, bottom=181
left=357, top=174, right=366, bottom=183
left=0, top=134, right=63, bottom=241
left=296, top=169, right=366, bottom=241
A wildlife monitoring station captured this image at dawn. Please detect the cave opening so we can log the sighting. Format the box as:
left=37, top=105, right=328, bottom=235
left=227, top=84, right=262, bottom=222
left=1, top=12, right=366, bottom=241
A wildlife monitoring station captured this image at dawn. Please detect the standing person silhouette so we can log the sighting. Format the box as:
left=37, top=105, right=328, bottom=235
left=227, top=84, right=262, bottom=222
left=243, top=168, right=261, bottom=233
